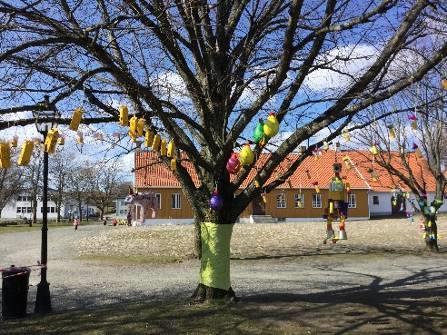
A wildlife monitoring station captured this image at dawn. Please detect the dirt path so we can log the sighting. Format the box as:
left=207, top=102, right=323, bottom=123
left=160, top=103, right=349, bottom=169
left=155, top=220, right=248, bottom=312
left=1, top=223, right=447, bottom=334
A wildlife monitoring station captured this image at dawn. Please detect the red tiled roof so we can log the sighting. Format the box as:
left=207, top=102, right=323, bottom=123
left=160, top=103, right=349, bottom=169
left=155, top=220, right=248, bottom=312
left=135, top=150, right=370, bottom=190
left=134, top=150, right=436, bottom=192
left=346, top=151, right=437, bottom=192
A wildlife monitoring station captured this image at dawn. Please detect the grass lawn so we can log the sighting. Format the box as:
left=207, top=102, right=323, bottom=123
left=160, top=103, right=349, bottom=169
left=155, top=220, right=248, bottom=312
left=1, top=299, right=307, bottom=335
left=0, top=221, right=99, bottom=234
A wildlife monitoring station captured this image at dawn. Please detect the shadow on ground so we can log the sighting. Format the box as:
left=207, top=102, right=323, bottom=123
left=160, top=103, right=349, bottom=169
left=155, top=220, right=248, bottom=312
left=2, top=263, right=447, bottom=335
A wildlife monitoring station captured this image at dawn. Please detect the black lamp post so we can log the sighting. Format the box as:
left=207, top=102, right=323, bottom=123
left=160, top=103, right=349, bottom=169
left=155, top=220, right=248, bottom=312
left=33, top=95, right=59, bottom=314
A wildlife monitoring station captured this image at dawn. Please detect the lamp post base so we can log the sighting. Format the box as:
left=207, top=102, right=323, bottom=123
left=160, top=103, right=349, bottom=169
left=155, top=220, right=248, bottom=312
left=34, top=282, right=51, bottom=314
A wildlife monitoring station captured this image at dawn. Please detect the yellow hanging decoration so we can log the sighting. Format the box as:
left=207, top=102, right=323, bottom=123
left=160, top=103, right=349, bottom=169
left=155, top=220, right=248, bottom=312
left=261, top=191, right=267, bottom=203
left=254, top=179, right=261, bottom=188
left=129, top=115, right=138, bottom=134
left=17, top=140, right=34, bottom=166
left=167, top=139, right=175, bottom=158
left=341, top=128, right=350, bottom=141
left=0, top=142, right=11, bottom=168
left=313, top=182, right=320, bottom=193
left=10, top=135, right=18, bottom=148
left=152, top=134, right=161, bottom=151
left=239, top=143, right=254, bottom=166
left=369, top=144, right=379, bottom=155
left=144, top=129, right=154, bottom=147
left=69, top=108, right=83, bottom=131
left=119, top=105, right=129, bottom=126
left=136, top=118, right=145, bottom=137
left=57, top=136, right=65, bottom=145
left=322, top=141, right=329, bottom=151
left=263, top=112, right=279, bottom=138
left=160, top=139, right=167, bottom=156
left=170, top=158, right=177, bottom=171
left=343, top=156, right=352, bottom=170
left=44, top=128, right=59, bottom=154
left=388, top=126, right=396, bottom=140
left=441, top=78, right=447, bottom=90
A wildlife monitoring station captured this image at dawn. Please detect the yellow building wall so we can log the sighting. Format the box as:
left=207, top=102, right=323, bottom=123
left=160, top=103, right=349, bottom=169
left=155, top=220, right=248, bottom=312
left=141, top=188, right=369, bottom=219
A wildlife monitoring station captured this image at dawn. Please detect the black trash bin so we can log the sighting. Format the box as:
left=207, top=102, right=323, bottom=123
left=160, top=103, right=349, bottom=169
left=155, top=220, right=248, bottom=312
left=2, top=265, right=31, bottom=318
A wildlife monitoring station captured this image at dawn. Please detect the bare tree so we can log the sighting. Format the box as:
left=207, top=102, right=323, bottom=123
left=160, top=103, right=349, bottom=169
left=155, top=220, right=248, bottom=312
left=48, top=152, right=75, bottom=222
left=0, top=161, right=24, bottom=218
left=0, top=0, right=446, bottom=300
left=21, top=150, right=44, bottom=225
left=65, top=162, right=92, bottom=222
left=356, top=80, right=446, bottom=251
left=86, top=160, right=123, bottom=220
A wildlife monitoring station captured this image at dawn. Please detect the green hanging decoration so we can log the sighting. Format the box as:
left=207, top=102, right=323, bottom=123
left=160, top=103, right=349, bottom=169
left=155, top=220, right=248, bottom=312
left=253, top=119, right=264, bottom=144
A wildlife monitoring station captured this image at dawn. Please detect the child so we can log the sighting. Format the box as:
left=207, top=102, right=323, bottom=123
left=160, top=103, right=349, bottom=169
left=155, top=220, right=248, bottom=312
left=73, top=216, right=80, bottom=230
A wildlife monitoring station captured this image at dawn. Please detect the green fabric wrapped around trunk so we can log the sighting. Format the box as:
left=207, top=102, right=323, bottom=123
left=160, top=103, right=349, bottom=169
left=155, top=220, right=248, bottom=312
left=199, top=222, right=234, bottom=290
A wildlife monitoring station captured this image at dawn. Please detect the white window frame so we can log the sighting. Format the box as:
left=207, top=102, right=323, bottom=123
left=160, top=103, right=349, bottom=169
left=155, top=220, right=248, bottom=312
left=348, top=193, right=357, bottom=208
left=276, top=193, right=287, bottom=208
left=294, top=193, right=304, bottom=208
left=312, top=193, right=322, bottom=208
left=155, top=193, right=161, bottom=209
left=171, top=193, right=181, bottom=209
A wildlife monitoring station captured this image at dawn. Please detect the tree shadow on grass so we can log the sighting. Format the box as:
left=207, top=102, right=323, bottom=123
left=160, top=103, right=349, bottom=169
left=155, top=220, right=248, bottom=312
left=243, top=264, right=447, bottom=334
left=2, top=262, right=447, bottom=334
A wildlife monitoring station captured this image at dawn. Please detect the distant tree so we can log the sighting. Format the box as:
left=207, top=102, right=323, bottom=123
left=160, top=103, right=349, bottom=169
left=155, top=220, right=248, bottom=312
left=84, top=160, right=124, bottom=220
left=0, top=159, right=24, bottom=218
left=21, top=150, right=43, bottom=225
left=48, top=152, right=75, bottom=222
left=66, top=162, right=92, bottom=221
left=358, top=80, right=446, bottom=251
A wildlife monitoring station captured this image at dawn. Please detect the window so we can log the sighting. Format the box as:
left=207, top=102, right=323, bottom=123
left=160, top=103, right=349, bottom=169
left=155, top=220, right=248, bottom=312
left=348, top=193, right=357, bottom=208
left=276, top=193, right=286, bottom=208
left=17, top=207, right=21, bottom=213
left=155, top=193, right=161, bottom=209
left=312, top=193, right=322, bottom=208
left=21, top=207, right=27, bottom=213
left=27, top=196, right=32, bottom=201
left=294, top=193, right=304, bottom=208
left=171, top=193, right=181, bottom=209
left=50, top=207, right=55, bottom=213
left=27, top=207, right=32, bottom=213
left=372, top=195, right=379, bottom=205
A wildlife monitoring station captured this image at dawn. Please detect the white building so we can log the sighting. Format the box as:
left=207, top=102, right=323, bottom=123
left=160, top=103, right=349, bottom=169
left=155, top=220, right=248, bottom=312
left=1, top=193, right=62, bottom=220
left=1, top=192, right=100, bottom=220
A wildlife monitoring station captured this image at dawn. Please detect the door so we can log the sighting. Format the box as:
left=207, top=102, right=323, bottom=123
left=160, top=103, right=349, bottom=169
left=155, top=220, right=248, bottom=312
left=252, top=195, right=266, bottom=215
left=391, top=194, right=406, bottom=217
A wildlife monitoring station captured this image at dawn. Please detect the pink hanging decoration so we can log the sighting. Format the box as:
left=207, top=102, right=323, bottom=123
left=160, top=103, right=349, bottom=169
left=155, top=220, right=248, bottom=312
left=226, top=152, right=241, bottom=174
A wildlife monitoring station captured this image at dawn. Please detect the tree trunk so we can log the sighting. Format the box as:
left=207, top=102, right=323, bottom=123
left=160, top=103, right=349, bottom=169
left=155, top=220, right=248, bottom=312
left=78, top=203, right=83, bottom=221
left=100, top=209, right=104, bottom=221
left=193, top=218, right=202, bottom=259
left=32, top=199, right=37, bottom=225
left=190, top=222, right=238, bottom=303
left=424, top=215, right=439, bottom=252
left=56, top=203, right=61, bottom=223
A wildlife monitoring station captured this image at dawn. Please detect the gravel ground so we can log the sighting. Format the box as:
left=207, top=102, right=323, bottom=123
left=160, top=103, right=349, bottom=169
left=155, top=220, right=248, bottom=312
left=1, top=218, right=447, bottom=334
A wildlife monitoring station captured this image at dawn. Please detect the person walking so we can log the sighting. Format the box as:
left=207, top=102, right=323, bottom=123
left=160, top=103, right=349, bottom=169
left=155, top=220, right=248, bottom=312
left=73, top=216, right=80, bottom=230
left=127, top=211, right=132, bottom=227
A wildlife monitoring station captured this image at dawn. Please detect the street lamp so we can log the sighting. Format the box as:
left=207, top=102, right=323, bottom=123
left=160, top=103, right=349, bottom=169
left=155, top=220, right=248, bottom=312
left=32, top=95, right=59, bottom=314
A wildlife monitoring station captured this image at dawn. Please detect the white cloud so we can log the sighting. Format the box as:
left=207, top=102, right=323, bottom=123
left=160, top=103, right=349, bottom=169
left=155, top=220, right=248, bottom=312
left=304, top=44, right=379, bottom=91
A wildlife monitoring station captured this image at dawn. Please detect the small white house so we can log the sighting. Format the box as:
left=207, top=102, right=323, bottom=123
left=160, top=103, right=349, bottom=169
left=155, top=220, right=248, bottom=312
left=115, top=197, right=129, bottom=217
left=1, top=193, right=63, bottom=220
